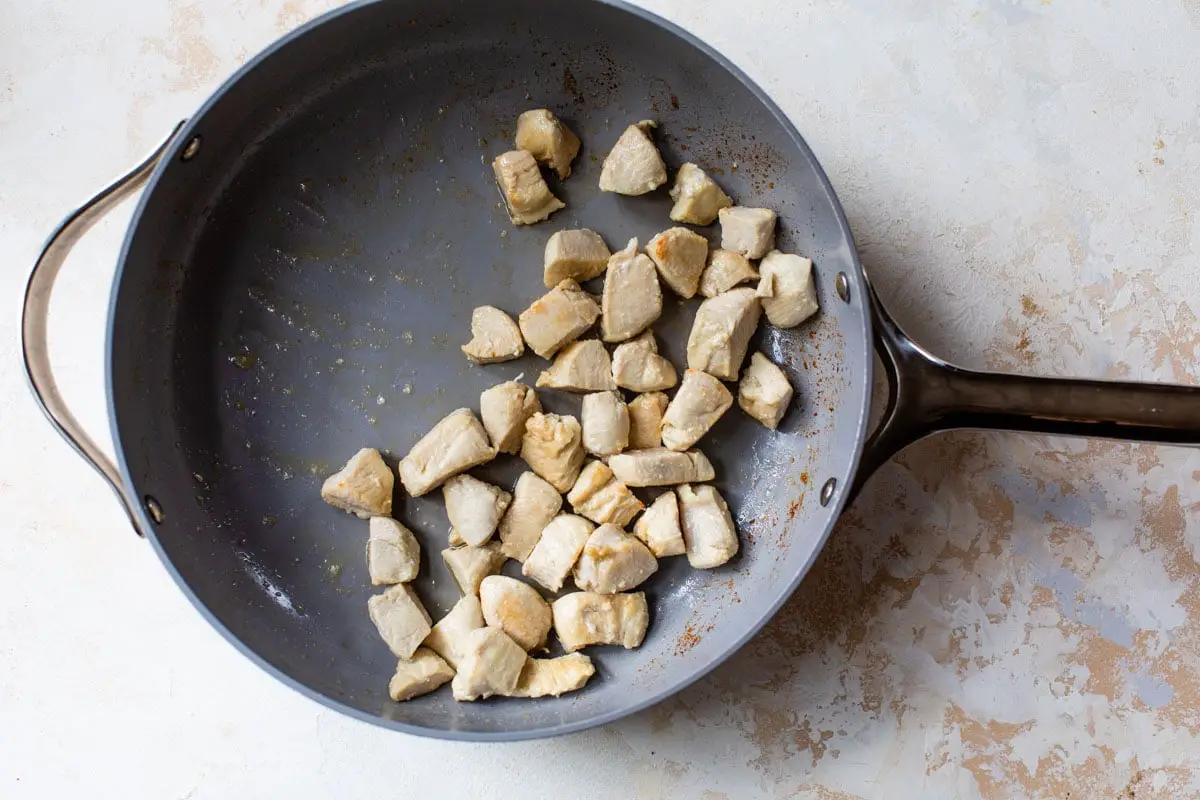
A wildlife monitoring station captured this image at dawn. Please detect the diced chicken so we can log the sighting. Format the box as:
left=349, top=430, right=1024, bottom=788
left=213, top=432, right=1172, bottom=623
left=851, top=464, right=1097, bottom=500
left=581, top=392, right=630, bottom=457
left=321, top=448, right=394, bottom=518
left=607, top=448, right=715, bottom=487
left=423, top=594, right=485, bottom=669
left=367, top=517, right=420, bottom=585
left=574, top=524, right=658, bottom=594
left=536, top=339, right=617, bottom=392
left=718, top=206, right=777, bottom=259
left=443, top=474, right=512, bottom=546
left=479, top=575, right=552, bottom=651
left=647, top=226, right=709, bottom=298
left=601, top=238, right=662, bottom=342
left=515, top=109, right=581, bottom=180
left=388, top=647, right=455, bottom=702
left=543, top=229, right=610, bottom=287
left=442, top=543, right=505, bottom=596
left=552, top=591, right=649, bottom=652
left=756, top=250, right=820, bottom=328
left=739, top=352, right=794, bottom=429
left=633, top=490, right=686, bottom=557
left=507, top=653, right=595, bottom=698
left=368, top=583, right=433, bottom=659
left=668, top=163, right=733, bottom=225
left=661, top=369, right=733, bottom=451
left=520, top=412, right=586, bottom=493
left=699, top=249, right=759, bottom=298
left=518, top=279, right=601, bottom=359
left=522, top=513, right=594, bottom=592
left=567, top=460, right=644, bottom=527
left=687, top=287, right=762, bottom=381
left=493, top=149, right=565, bottom=225
left=611, top=331, right=677, bottom=392
left=627, top=392, right=669, bottom=449
left=498, top=471, right=563, bottom=562
left=399, top=409, right=496, bottom=497
left=451, top=627, right=528, bottom=701
left=598, top=120, right=667, bottom=195
left=479, top=381, right=541, bottom=455
left=461, top=305, right=524, bottom=364
left=678, top=483, right=739, bottom=569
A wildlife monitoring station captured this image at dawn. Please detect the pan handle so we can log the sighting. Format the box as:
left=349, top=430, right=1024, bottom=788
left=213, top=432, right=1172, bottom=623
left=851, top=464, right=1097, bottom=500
left=21, top=121, right=188, bottom=537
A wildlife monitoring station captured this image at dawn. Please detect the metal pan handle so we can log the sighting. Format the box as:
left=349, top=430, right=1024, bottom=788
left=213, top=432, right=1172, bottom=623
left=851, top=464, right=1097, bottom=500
left=21, top=121, right=188, bottom=537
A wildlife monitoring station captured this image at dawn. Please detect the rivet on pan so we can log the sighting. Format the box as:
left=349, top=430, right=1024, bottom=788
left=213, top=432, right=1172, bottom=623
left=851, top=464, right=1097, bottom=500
left=819, top=478, right=837, bottom=507
left=144, top=495, right=165, bottom=524
left=835, top=272, right=850, bottom=303
left=180, top=136, right=202, bottom=162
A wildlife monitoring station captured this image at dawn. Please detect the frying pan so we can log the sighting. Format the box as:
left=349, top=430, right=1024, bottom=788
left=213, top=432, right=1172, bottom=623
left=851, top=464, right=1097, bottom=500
left=22, top=0, right=1200, bottom=741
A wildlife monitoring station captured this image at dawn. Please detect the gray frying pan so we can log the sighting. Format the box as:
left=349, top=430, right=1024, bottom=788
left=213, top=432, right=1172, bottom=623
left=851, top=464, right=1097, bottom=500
left=22, top=0, right=1200, bottom=741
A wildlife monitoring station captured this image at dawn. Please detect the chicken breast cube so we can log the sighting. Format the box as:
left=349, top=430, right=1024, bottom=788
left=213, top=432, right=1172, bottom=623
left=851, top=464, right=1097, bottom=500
left=668, top=163, right=734, bottom=225
left=678, top=483, right=739, bottom=569
left=567, top=460, right=644, bottom=527
left=498, top=472, right=563, bottom=562
left=423, top=595, right=485, bottom=669
left=479, top=575, right=552, bottom=651
left=699, top=249, right=759, bottom=298
left=581, top=392, right=630, bottom=457
left=520, top=412, right=586, bottom=492
left=515, top=109, right=581, bottom=180
left=493, top=149, right=565, bottom=225
left=522, top=513, right=594, bottom=592
left=443, top=475, right=512, bottom=546
left=598, top=120, right=667, bottom=195
left=647, top=227, right=709, bottom=298
left=607, top=448, right=715, bottom=487
left=552, top=591, right=649, bottom=652
left=536, top=340, right=617, bottom=392
left=451, top=627, right=528, bottom=701
left=687, top=287, right=762, bottom=381
left=661, top=370, right=733, bottom=451
left=368, top=584, right=433, bottom=659
left=461, top=305, right=524, bottom=364
left=756, top=250, right=820, bottom=328
left=320, top=448, right=393, bottom=518
left=718, top=206, right=777, bottom=259
left=508, top=653, right=595, bottom=698
left=611, top=331, right=677, bottom=393
left=574, top=524, right=658, bottom=594
left=388, top=647, right=454, bottom=702
left=633, top=490, right=686, bottom=557
left=627, top=392, right=669, bottom=449
left=739, top=352, right=794, bottom=429
left=543, top=228, right=611, bottom=287
left=518, top=279, right=601, bottom=359
left=601, top=238, right=663, bottom=342
left=399, top=409, right=496, bottom=497
left=367, top=517, right=420, bottom=585
left=442, top=543, right=505, bottom=596
left=480, top=381, right=541, bottom=454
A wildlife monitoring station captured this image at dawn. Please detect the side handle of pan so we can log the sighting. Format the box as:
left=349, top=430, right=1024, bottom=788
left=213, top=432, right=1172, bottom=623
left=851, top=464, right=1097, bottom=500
left=21, top=121, right=188, bottom=537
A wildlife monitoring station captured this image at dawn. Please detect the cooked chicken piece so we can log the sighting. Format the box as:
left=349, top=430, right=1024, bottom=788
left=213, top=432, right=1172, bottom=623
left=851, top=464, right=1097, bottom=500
left=611, top=331, right=677, bottom=393
left=601, top=238, right=662, bottom=342
left=552, top=591, right=650, bottom=652
left=388, top=647, right=455, bottom=702
left=461, top=305, right=524, bottom=364
left=699, top=249, right=759, bottom=298
left=479, top=381, right=541, bottom=455
left=756, top=250, right=820, bottom=328
left=687, top=287, right=762, bottom=381
left=661, top=369, right=733, bottom=451
left=518, top=279, right=602, bottom=359
left=515, top=109, right=581, bottom=180
left=574, top=524, right=658, bottom=594
left=627, top=392, right=669, bottom=449
left=479, top=575, right=552, bottom=651
left=399, top=409, right=496, bottom=497
left=718, top=206, right=777, bottom=259
left=633, top=490, right=686, bottom=557
left=367, top=517, right=420, bottom=585
left=442, top=542, right=505, bottom=596
left=451, top=627, right=528, bottom=701
left=739, top=352, right=794, bottom=429
left=581, top=392, right=630, bottom=457
left=443, top=474, right=512, bottom=546
left=507, top=653, right=595, bottom=698
left=598, top=120, right=667, bottom=195
left=567, top=460, right=643, bottom=527
left=536, top=339, right=617, bottom=392
left=423, top=594, right=485, bottom=669
left=492, top=149, right=565, bottom=225
left=678, top=483, right=739, bottom=569
left=498, top=471, right=563, bottom=562
left=543, top=228, right=611, bottom=287
left=520, top=412, right=586, bottom=492
left=607, top=448, right=715, bottom=487
left=668, top=163, right=734, bottom=225
left=647, top=227, right=709, bottom=298
left=368, top=583, right=433, bottom=659
left=321, top=448, right=393, bottom=518
left=522, top=513, right=594, bottom=592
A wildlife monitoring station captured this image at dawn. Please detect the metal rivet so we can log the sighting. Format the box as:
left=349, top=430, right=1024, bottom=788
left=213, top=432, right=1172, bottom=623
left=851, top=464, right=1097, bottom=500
left=819, top=478, right=837, bottom=507
left=181, top=136, right=202, bottom=161
left=835, top=272, right=850, bottom=303
left=144, top=495, right=165, bottom=524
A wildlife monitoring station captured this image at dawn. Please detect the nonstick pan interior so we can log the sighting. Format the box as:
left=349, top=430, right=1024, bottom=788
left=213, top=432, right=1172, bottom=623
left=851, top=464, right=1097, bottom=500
left=108, top=0, right=871, bottom=738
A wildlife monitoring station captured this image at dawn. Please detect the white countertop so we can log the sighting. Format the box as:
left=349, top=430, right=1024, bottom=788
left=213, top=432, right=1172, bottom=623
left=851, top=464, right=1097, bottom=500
left=2, top=1, right=1199, bottom=797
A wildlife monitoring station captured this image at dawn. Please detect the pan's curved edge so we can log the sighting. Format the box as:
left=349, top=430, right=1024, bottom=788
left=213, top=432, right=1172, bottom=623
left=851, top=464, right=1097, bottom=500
left=103, top=0, right=874, bottom=741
